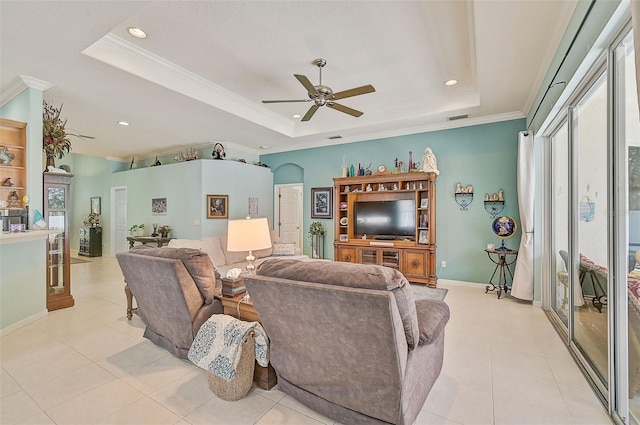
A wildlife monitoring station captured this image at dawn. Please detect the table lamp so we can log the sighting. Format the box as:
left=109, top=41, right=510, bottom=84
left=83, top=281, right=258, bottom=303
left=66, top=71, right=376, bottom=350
left=227, top=217, right=272, bottom=274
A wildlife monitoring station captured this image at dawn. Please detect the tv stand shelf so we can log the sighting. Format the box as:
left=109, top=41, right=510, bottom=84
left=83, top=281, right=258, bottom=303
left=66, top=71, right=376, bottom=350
left=333, top=172, right=437, bottom=286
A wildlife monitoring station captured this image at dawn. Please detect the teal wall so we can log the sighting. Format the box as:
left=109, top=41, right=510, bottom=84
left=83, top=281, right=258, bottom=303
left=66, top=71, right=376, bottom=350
left=0, top=239, right=47, bottom=330
left=68, top=156, right=274, bottom=255
left=261, top=119, right=525, bottom=284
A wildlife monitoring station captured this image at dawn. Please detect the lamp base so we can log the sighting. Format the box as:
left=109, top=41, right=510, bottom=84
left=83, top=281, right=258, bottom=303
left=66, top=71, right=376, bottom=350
left=245, top=251, right=256, bottom=274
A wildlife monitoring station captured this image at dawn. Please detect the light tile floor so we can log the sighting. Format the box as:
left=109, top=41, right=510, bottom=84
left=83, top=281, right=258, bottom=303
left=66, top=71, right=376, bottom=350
left=0, top=256, right=612, bottom=425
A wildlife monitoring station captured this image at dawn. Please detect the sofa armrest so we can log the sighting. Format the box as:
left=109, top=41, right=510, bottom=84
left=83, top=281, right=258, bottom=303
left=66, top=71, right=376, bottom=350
left=415, top=298, right=450, bottom=346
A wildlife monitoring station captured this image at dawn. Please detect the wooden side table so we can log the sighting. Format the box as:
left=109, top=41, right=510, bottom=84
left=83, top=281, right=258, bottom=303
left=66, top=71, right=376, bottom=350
left=217, top=293, right=277, bottom=390
left=484, top=248, right=518, bottom=299
left=127, top=236, right=173, bottom=249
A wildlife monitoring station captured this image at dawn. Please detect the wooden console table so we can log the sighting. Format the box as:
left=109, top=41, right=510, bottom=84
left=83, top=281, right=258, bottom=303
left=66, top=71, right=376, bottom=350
left=127, top=236, right=173, bottom=249
left=217, top=292, right=277, bottom=390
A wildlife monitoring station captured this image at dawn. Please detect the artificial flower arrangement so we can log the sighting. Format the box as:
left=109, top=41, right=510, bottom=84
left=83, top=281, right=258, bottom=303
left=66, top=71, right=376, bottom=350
left=43, top=100, right=72, bottom=159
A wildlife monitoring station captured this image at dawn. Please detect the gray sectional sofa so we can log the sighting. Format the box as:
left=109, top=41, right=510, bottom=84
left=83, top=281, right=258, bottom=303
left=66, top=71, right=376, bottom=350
left=245, top=258, right=449, bottom=425
left=116, top=246, right=223, bottom=359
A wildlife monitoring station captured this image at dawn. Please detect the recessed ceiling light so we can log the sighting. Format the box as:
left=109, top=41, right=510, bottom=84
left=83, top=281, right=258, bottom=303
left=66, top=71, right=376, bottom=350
left=127, top=27, right=147, bottom=39
left=117, top=121, right=130, bottom=126
left=444, top=79, right=458, bottom=86
left=260, top=145, right=269, bottom=149
left=292, top=114, right=301, bottom=119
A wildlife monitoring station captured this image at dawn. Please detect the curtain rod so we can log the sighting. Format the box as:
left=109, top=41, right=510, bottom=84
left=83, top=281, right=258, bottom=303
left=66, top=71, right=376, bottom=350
left=526, top=0, right=597, bottom=132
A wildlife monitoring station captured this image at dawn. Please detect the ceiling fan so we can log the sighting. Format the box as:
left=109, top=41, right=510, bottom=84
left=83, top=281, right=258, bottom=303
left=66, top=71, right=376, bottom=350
left=262, top=58, right=375, bottom=122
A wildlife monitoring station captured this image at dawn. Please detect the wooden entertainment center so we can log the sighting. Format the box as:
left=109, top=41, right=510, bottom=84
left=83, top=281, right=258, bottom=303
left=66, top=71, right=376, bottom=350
left=333, top=172, right=437, bottom=286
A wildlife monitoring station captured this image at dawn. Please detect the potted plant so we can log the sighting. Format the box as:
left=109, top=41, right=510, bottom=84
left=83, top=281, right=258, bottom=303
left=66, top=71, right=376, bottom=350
left=129, top=224, right=145, bottom=236
left=158, top=225, right=172, bottom=238
left=309, top=221, right=326, bottom=259
left=83, top=213, right=101, bottom=231
left=42, top=101, right=72, bottom=169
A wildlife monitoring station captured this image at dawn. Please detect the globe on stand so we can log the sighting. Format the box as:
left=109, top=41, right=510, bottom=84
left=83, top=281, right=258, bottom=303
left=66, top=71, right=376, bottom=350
left=491, top=216, right=517, bottom=251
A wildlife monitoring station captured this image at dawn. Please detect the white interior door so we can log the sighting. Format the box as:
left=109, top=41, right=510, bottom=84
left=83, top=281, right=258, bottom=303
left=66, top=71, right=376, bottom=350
left=111, top=186, right=128, bottom=255
left=275, top=184, right=303, bottom=247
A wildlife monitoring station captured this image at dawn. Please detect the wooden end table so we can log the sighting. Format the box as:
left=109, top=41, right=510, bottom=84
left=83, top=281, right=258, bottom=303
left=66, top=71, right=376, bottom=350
left=217, top=291, right=277, bottom=390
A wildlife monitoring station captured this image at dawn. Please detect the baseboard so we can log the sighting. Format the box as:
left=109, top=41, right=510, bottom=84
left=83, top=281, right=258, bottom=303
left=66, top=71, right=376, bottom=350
left=0, top=309, right=48, bottom=337
left=437, top=278, right=485, bottom=287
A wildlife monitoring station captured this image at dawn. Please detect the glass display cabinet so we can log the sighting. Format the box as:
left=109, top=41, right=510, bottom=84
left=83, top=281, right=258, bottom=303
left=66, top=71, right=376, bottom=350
left=43, top=172, right=74, bottom=311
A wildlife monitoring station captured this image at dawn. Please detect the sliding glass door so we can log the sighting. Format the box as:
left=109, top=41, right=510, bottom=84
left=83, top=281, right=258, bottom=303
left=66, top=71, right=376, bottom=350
left=544, top=25, right=638, bottom=424
left=572, top=71, right=609, bottom=388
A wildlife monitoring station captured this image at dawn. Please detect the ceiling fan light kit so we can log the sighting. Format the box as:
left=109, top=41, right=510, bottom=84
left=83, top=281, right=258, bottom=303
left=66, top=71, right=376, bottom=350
left=262, top=58, right=375, bottom=121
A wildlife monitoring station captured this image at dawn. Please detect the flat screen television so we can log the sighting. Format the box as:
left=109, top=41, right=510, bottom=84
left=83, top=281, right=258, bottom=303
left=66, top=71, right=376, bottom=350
left=354, top=199, right=416, bottom=240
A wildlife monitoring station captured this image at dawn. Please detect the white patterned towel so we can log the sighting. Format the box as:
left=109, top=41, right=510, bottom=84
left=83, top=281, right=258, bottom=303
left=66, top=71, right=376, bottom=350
left=188, top=314, right=269, bottom=381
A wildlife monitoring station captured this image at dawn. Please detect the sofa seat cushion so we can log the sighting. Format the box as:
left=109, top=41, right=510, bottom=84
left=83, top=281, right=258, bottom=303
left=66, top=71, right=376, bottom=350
left=257, top=258, right=420, bottom=349
left=415, top=298, right=450, bottom=346
left=130, top=246, right=220, bottom=303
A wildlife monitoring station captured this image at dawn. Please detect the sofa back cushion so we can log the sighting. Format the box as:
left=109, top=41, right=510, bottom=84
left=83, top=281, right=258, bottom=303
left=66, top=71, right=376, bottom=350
left=168, top=237, right=227, bottom=268
left=257, top=258, right=420, bottom=349
left=130, top=246, right=220, bottom=303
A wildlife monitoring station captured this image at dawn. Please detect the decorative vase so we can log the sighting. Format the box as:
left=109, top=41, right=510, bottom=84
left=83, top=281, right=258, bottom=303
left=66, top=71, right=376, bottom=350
left=45, top=153, right=55, bottom=171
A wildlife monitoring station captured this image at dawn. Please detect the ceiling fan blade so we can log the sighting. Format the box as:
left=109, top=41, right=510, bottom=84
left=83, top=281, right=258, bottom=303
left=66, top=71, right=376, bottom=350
left=331, top=84, right=376, bottom=100
left=327, top=102, right=363, bottom=118
left=294, top=74, right=319, bottom=96
left=262, top=99, right=311, bottom=104
left=301, top=105, right=319, bottom=122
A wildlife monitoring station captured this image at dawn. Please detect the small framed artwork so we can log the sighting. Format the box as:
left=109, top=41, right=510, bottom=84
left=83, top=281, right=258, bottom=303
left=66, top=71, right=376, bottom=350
left=418, top=230, right=429, bottom=245
left=207, top=194, right=228, bottom=219
left=90, top=197, right=101, bottom=215
left=248, top=197, right=258, bottom=215
left=420, top=198, right=429, bottom=208
left=339, top=234, right=348, bottom=242
left=152, top=198, right=167, bottom=215
left=311, top=187, right=333, bottom=219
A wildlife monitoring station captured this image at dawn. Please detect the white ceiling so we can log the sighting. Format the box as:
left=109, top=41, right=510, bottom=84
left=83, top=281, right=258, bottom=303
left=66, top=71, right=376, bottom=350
left=0, top=1, right=577, bottom=161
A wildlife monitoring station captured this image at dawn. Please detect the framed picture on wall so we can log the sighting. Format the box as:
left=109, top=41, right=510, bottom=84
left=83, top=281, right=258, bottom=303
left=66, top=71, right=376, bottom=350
left=248, top=197, right=258, bottom=215
left=90, top=197, right=101, bottom=215
left=207, top=194, right=228, bottom=219
left=418, top=230, right=429, bottom=245
left=311, top=187, right=333, bottom=219
left=152, top=198, right=167, bottom=215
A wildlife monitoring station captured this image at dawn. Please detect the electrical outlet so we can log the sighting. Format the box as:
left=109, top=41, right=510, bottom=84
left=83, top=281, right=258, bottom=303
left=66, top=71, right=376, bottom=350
left=441, top=260, right=447, bottom=268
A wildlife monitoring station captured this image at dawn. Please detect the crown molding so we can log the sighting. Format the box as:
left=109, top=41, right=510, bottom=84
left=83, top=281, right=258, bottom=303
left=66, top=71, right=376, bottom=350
left=82, top=34, right=294, bottom=137
left=0, top=76, right=53, bottom=108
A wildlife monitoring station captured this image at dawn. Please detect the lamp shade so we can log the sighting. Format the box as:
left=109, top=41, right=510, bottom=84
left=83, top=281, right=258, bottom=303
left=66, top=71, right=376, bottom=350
left=227, top=217, right=272, bottom=252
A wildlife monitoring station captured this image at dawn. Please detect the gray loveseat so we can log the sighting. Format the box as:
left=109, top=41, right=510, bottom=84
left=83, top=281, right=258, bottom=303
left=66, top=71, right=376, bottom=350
left=245, top=258, right=449, bottom=425
left=116, top=246, right=223, bottom=359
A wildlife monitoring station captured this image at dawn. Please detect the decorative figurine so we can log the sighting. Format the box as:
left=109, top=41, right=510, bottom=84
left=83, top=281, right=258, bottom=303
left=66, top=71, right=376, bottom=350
left=366, top=184, right=373, bottom=192
left=498, top=188, right=504, bottom=201
left=393, top=184, right=398, bottom=190
left=0, top=146, right=15, bottom=166
left=394, top=158, right=399, bottom=174
left=378, top=184, right=384, bottom=191
left=456, top=183, right=462, bottom=193
left=399, top=161, right=405, bottom=173
left=466, top=184, right=473, bottom=193
left=2, top=177, right=13, bottom=187
left=422, top=147, right=439, bottom=175
left=8, top=190, right=18, bottom=201
left=212, top=143, right=225, bottom=160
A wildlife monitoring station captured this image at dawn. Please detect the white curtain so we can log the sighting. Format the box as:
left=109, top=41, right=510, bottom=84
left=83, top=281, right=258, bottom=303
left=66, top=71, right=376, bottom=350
left=511, top=131, right=534, bottom=300
left=633, top=0, right=640, bottom=115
